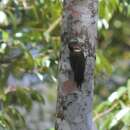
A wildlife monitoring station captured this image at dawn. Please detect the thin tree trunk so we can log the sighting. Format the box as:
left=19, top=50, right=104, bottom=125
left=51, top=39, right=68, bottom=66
left=55, top=0, right=98, bottom=130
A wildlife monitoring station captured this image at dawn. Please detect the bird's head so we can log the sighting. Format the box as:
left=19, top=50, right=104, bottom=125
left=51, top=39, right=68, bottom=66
left=68, top=39, right=81, bottom=52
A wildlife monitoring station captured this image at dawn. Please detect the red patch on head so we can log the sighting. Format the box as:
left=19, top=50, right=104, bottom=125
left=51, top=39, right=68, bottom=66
left=62, top=80, right=78, bottom=95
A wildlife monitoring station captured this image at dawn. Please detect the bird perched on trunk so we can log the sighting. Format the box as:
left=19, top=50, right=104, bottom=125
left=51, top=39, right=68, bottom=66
left=68, top=39, right=85, bottom=88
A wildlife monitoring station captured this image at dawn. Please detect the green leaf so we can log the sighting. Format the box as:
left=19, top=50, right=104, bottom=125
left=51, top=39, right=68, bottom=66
left=30, top=90, right=44, bottom=103
left=108, top=86, right=126, bottom=103
left=122, top=113, right=130, bottom=127
left=102, top=113, right=114, bottom=129
left=96, top=50, right=112, bottom=75
left=0, top=112, right=15, bottom=130
left=5, top=107, right=26, bottom=129
left=95, top=101, right=111, bottom=113
left=109, top=107, right=130, bottom=128
left=127, top=79, right=130, bottom=100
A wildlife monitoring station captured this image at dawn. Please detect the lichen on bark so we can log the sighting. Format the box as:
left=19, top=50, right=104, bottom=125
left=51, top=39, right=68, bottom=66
left=55, top=0, right=98, bottom=130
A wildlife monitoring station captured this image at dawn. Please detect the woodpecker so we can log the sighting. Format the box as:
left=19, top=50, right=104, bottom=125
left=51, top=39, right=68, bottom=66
left=68, top=40, right=85, bottom=88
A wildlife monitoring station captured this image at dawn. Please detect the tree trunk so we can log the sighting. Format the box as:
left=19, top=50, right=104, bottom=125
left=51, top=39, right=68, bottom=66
left=55, top=0, right=98, bottom=130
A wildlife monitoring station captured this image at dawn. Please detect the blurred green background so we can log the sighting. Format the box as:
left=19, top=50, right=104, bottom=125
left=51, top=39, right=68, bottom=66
left=0, top=0, right=130, bottom=130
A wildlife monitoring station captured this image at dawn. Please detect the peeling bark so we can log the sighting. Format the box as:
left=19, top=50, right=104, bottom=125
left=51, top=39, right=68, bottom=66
left=55, top=0, right=98, bottom=130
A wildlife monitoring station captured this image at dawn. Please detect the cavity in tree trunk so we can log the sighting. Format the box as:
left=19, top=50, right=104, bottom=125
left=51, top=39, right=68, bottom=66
left=55, top=0, right=98, bottom=130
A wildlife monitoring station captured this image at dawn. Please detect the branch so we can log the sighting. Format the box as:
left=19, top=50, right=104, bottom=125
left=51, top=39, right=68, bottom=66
left=93, top=103, right=118, bottom=121
left=45, top=17, right=61, bottom=34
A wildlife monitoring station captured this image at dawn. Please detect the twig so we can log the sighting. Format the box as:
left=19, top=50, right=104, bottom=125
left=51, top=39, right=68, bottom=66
left=94, top=103, right=118, bottom=121
left=45, top=17, right=61, bottom=34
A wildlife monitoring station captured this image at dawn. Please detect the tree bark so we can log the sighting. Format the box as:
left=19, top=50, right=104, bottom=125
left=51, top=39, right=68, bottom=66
left=55, top=0, right=98, bottom=130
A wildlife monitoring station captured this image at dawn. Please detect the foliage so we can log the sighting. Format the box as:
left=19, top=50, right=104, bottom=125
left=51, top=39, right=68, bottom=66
left=0, top=87, right=44, bottom=130
left=95, top=0, right=130, bottom=130
left=0, top=0, right=61, bottom=85
left=94, top=79, right=130, bottom=130
left=0, top=0, right=60, bottom=129
left=95, top=0, right=130, bottom=97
